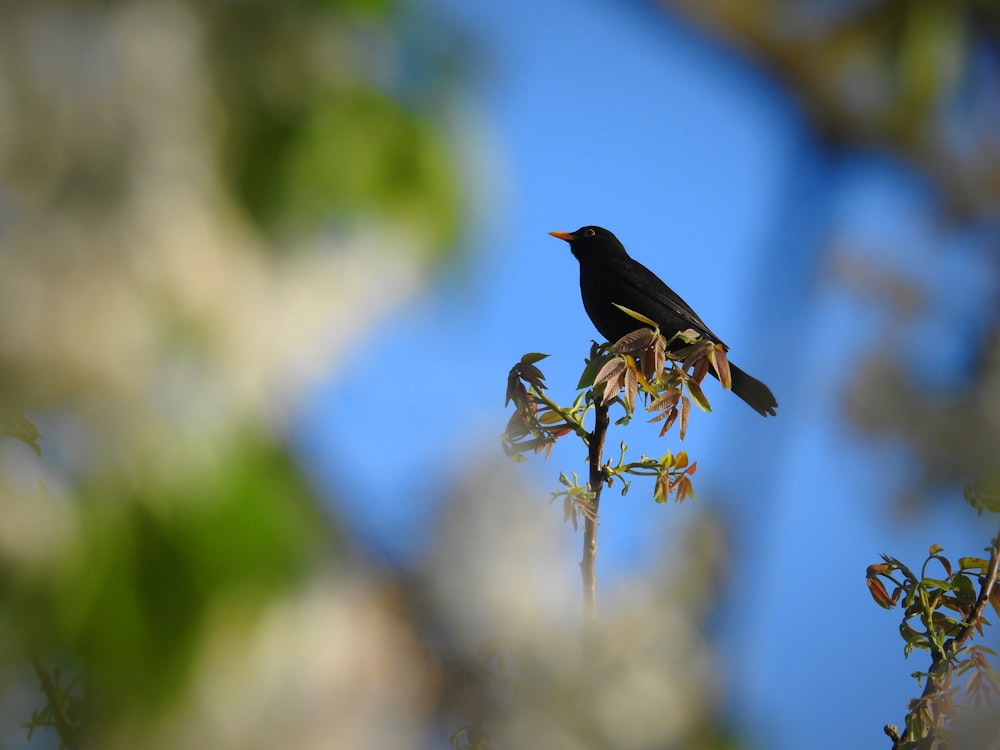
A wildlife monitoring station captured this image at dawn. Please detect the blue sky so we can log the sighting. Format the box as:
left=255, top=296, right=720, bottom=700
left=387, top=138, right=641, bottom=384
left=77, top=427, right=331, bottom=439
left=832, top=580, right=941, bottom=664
left=294, top=1, right=997, bottom=748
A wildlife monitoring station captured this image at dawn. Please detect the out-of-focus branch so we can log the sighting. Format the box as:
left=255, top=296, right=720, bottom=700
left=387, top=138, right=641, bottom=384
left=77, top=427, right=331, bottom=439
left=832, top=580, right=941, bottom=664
left=29, top=656, right=79, bottom=750
left=661, top=0, right=1000, bottom=222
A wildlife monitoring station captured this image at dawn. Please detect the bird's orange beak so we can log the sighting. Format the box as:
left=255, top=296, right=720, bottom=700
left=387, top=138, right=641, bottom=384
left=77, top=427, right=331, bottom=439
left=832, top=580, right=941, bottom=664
left=548, top=231, right=574, bottom=242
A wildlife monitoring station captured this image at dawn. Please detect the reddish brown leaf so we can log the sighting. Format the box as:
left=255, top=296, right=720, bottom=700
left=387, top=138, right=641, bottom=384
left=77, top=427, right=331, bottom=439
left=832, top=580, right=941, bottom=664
left=575, top=495, right=598, bottom=524
left=938, top=556, right=953, bottom=578
left=648, top=390, right=681, bottom=414
left=659, top=407, right=678, bottom=437
left=504, top=410, right=529, bottom=438
left=594, top=356, right=626, bottom=387
left=505, top=369, right=523, bottom=406
left=600, top=383, right=618, bottom=406
left=709, top=345, right=732, bottom=391
left=866, top=567, right=897, bottom=609
left=692, top=357, right=709, bottom=385
left=531, top=440, right=548, bottom=454
left=639, top=347, right=656, bottom=381
left=654, top=472, right=669, bottom=503
left=867, top=577, right=896, bottom=609
left=511, top=437, right=546, bottom=454
left=679, top=395, right=691, bottom=440
left=675, top=476, right=693, bottom=502
left=613, top=327, right=657, bottom=353
left=520, top=362, right=546, bottom=386
left=681, top=339, right=708, bottom=368
left=594, top=357, right=626, bottom=406
left=624, top=362, right=638, bottom=412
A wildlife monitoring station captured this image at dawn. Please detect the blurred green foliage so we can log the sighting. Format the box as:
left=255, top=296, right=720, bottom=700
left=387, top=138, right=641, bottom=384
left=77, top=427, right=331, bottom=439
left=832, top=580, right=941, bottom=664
left=4, top=433, right=326, bottom=722
left=205, top=0, right=462, bottom=249
left=0, top=0, right=467, bottom=745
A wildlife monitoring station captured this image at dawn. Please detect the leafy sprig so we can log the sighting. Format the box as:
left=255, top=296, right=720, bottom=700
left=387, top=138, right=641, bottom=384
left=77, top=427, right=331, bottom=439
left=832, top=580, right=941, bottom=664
left=868, top=503, right=1000, bottom=749
left=503, top=326, right=725, bottom=505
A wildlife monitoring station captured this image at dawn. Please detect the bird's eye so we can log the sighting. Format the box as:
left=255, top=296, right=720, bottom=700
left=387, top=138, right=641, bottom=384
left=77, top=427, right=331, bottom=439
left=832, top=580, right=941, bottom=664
left=583, top=228, right=596, bottom=237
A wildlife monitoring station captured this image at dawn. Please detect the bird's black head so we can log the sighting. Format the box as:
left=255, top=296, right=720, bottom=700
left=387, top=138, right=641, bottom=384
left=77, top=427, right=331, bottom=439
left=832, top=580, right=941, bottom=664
left=548, top=225, right=628, bottom=261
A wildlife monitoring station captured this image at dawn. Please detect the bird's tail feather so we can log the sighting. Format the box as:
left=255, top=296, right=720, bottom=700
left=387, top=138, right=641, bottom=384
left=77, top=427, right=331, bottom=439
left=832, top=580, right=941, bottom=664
left=711, top=363, right=778, bottom=417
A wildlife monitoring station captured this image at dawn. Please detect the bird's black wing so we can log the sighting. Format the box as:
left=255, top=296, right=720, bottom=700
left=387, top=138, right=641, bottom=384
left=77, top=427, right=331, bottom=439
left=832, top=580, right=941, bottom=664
left=616, top=255, right=727, bottom=347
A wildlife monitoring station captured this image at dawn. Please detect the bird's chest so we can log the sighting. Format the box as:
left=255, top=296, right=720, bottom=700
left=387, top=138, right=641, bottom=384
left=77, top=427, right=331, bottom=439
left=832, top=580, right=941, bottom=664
left=578, top=265, right=639, bottom=341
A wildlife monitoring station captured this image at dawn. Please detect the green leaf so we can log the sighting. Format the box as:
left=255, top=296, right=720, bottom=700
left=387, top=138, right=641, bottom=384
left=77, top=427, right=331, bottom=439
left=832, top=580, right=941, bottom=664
left=670, top=328, right=702, bottom=345
left=952, top=574, right=977, bottom=606
left=899, top=622, right=928, bottom=648
left=959, top=557, right=989, bottom=572
left=929, top=611, right=963, bottom=636
left=922, top=578, right=953, bottom=592
left=521, top=352, right=550, bottom=365
left=928, top=544, right=944, bottom=556
left=611, top=303, right=659, bottom=328
left=686, top=379, right=712, bottom=412
left=538, top=410, right=564, bottom=425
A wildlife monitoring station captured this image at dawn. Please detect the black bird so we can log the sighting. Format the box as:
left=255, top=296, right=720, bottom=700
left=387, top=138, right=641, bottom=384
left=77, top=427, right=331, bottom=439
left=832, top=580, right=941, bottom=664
left=550, top=225, right=778, bottom=417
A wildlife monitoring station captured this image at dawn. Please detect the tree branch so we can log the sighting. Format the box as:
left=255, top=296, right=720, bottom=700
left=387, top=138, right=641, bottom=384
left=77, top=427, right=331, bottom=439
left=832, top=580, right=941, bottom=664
left=581, top=402, right=610, bottom=640
left=953, top=531, right=1000, bottom=654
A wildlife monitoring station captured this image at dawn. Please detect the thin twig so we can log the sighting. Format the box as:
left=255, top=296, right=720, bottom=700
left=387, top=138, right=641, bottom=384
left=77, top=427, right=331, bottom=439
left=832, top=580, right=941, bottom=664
left=581, top=402, right=610, bottom=641
left=530, top=387, right=591, bottom=440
